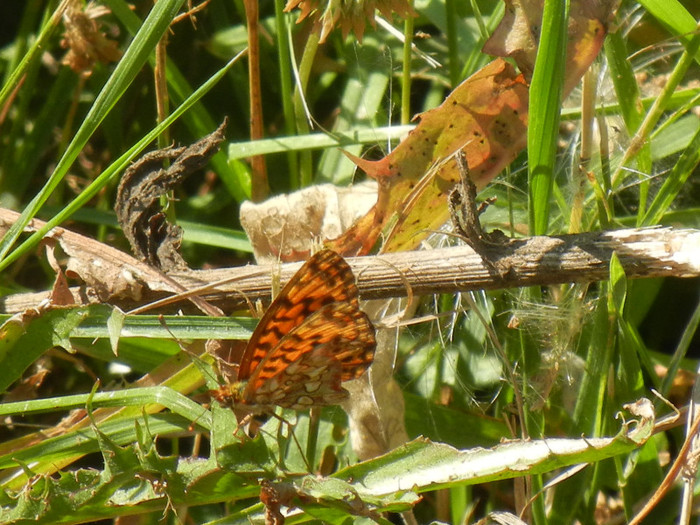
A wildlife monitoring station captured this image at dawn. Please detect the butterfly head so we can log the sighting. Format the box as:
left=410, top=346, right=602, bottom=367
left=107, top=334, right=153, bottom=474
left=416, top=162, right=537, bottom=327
left=209, top=382, right=247, bottom=409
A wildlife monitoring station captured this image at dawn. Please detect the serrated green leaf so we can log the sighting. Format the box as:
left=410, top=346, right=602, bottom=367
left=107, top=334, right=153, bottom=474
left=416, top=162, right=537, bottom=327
left=337, top=411, right=654, bottom=495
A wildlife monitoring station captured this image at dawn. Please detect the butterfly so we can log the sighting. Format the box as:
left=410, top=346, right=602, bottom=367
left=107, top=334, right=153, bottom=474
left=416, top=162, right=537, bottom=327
left=210, top=249, right=376, bottom=413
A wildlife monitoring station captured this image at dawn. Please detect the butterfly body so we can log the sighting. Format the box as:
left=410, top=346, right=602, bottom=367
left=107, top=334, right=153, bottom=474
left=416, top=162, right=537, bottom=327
left=211, top=250, right=376, bottom=414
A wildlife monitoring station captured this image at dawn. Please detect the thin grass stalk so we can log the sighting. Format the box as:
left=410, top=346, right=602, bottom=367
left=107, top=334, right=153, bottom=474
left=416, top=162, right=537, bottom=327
left=571, top=68, right=595, bottom=234
left=445, top=0, right=459, bottom=88
left=293, top=32, right=320, bottom=187
left=401, top=0, right=415, bottom=124
left=274, top=0, right=299, bottom=187
left=244, top=0, right=269, bottom=201
left=612, top=22, right=700, bottom=189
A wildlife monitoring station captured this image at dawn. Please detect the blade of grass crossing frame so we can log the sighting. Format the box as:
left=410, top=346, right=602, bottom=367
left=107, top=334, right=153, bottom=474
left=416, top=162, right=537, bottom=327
left=107, top=0, right=246, bottom=202
left=641, top=121, right=700, bottom=226
left=0, top=0, right=69, bottom=111
left=603, top=33, right=645, bottom=144
left=604, top=31, right=652, bottom=223
left=525, top=3, right=570, bottom=522
left=527, top=0, right=569, bottom=235
left=0, top=0, right=186, bottom=264
left=0, top=387, right=211, bottom=429
left=639, top=0, right=700, bottom=62
left=0, top=51, right=243, bottom=273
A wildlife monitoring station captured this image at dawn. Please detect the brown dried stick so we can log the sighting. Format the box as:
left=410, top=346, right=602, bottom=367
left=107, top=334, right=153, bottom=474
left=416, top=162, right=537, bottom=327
left=1, top=220, right=698, bottom=313
left=173, top=227, right=700, bottom=303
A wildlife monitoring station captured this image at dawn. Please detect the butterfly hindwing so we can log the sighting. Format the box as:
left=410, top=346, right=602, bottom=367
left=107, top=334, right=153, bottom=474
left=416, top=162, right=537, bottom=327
left=245, top=344, right=350, bottom=409
left=240, top=301, right=376, bottom=408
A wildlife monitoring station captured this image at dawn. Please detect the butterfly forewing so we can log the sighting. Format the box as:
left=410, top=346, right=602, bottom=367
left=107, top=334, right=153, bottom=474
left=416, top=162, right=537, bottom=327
left=237, top=250, right=361, bottom=380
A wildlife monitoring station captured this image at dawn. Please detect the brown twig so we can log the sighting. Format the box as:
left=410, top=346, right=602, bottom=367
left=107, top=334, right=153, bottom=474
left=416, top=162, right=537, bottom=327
left=244, top=0, right=269, bottom=201
left=1, top=221, right=698, bottom=314
left=629, top=408, right=700, bottom=525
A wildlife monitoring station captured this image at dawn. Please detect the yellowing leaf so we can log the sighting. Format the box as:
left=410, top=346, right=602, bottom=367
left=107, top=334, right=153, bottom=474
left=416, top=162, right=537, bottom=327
left=329, top=59, right=528, bottom=255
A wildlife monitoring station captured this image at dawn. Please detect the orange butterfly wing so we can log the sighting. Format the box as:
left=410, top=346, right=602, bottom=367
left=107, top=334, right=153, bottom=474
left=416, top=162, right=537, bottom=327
left=223, top=249, right=376, bottom=411
left=236, top=249, right=361, bottom=381
left=241, top=302, right=376, bottom=409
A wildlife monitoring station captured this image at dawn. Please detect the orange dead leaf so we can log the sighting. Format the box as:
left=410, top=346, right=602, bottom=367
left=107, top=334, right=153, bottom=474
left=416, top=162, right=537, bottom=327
left=328, top=59, right=528, bottom=256
left=328, top=0, right=617, bottom=256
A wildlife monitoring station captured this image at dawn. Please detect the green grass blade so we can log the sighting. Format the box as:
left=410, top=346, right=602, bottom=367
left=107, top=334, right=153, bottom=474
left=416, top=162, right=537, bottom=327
left=0, top=51, right=243, bottom=273
left=228, top=125, right=413, bottom=159
left=639, top=0, right=700, bottom=61
left=0, top=0, right=68, bottom=111
left=527, top=0, right=569, bottom=235
left=0, top=0, right=186, bottom=264
left=641, top=122, right=700, bottom=226
left=0, top=386, right=211, bottom=429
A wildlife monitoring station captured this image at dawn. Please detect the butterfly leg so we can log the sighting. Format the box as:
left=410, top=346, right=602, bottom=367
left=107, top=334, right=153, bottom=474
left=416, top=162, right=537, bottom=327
left=264, top=411, right=313, bottom=473
left=227, top=412, right=254, bottom=442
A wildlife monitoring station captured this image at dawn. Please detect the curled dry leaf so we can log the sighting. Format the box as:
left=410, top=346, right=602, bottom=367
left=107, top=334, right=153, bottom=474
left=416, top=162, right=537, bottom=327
left=623, top=398, right=655, bottom=421
left=114, top=120, right=227, bottom=272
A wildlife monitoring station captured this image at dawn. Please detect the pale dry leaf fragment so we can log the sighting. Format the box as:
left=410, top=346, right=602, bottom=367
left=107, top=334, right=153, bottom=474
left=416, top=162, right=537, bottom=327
left=61, top=0, right=122, bottom=76
left=477, top=511, right=528, bottom=525
left=240, top=181, right=376, bottom=263
left=623, top=398, right=655, bottom=421
left=343, top=298, right=409, bottom=460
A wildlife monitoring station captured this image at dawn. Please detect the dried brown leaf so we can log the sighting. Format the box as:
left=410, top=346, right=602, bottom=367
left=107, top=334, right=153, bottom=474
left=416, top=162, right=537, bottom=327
left=114, top=121, right=227, bottom=271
